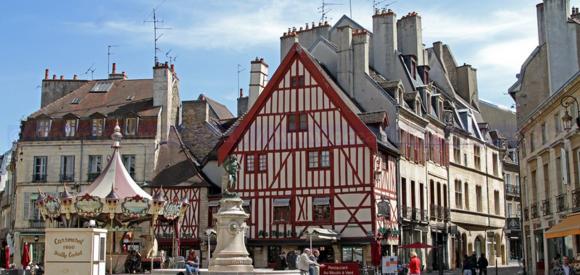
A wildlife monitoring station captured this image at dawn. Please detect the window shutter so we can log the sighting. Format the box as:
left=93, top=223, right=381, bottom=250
left=23, top=192, right=30, bottom=220
left=561, top=148, right=569, bottom=185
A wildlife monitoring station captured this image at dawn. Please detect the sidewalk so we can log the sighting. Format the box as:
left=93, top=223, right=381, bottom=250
left=424, top=266, right=525, bottom=275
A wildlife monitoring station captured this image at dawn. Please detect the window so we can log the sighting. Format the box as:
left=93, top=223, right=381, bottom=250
left=430, top=180, right=435, bottom=206
left=313, top=196, right=331, bottom=223
left=246, top=154, right=267, bottom=173
left=561, top=148, right=570, bottom=185
left=492, top=153, right=499, bottom=176
left=272, top=198, right=291, bottom=223
left=342, top=246, right=363, bottom=263
left=125, top=117, right=137, bottom=135
left=529, top=132, right=535, bottom=152
left=474, top=145, right=481, bottom=170
left=464, top=154, right=468, bottom=167
left=401, top=178, right=407, bottom=207
left=505, top=174, right=511, bottom=186
left=554, top=112, right=561, bottom=133
left=453, top=137, right=461, bottom=163
left=427, top=133, right=434, bottom=162
left=36, top=119, right=51, bottom=137
left=122, top=155, right=136, bottom=179
left=209, top=204, right=219, bottom=227
left=541, top=123, right=547, bottom=144
left=455, top=180, right=462, bottom=209
left=288, top=113, right=308, bottom=132
left=308, top=150, right=331, bottom=169
left=60, top=155, right=75, bottom=182
left=92, top=119, right=104, bottom=136
left=494, top=190, right=500, bottom=215
left=464, top=182, right=469, bottom=210
left=476, top=186, right=482, bottom=212
left=507, top=203, right=513, bottom=218
left=88, top=155, right=102, bottom=181
left=290, top=75, right=305, bottom=88
left=33, top=156, right=47, bottom=182
left=64, top=119, right=77, bottom=137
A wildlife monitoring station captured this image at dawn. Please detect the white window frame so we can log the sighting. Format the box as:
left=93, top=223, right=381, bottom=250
left=64, top=119, right=77, bottom=137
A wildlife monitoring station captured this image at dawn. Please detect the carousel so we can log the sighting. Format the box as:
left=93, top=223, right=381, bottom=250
left=34, top=123, right=190, bottom=273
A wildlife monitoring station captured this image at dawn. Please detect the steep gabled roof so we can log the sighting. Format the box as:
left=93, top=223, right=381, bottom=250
left=217, top=43, right=378, bottom=163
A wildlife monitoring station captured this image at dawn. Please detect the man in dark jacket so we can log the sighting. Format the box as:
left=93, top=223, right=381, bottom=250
left=477, top=254, right=488, bottom=275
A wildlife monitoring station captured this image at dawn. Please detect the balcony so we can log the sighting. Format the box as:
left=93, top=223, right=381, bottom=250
left=556, top=194, right=568, bottom=212
left=542, top=199, right=551, bottom=216
left=29, top=220, right=45, bottom=228
left=531, top=204, right=539, bottom=219
left=506, top=184, right=520, bottom=197
left=87, top=173, right=100, bottom=182
left=59, top=173, right=75, bottom=182
left=32, top=174, right=47, bottom=182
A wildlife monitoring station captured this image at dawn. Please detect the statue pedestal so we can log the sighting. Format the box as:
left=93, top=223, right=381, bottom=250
left=208, top=196, right=253, bottom=272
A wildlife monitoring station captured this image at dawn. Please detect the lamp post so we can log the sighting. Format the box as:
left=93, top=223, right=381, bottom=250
left=560, top=95, right=580, bottom=131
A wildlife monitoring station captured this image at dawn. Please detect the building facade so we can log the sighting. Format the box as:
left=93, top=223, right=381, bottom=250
left=510, top=1, right=580, bottom=274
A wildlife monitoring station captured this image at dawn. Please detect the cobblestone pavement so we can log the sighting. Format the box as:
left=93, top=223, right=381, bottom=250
left=424, top=266, right=525, bottom=275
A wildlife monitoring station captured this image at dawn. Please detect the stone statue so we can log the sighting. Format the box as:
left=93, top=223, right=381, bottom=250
left=223, top=156, right=240, bottom=197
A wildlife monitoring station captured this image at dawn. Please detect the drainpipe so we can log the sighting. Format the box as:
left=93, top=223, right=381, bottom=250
left=395, top=108, right=403, bottom=258
left=516, top=139, right=527, bottom=275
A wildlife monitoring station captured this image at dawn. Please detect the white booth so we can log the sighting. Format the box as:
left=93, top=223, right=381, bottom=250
left=44, top=228, right=107, bottom=275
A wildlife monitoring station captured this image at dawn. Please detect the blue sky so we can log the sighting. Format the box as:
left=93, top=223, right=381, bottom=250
left=0, top=0, right=572, bottom=151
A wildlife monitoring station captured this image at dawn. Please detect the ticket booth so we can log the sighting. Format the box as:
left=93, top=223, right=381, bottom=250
left=44, top=228, right=107, bottom=275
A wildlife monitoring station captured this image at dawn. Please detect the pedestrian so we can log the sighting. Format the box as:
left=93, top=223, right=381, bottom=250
left=287, top=250, right=297, bottom=270
left=310, top=249, right=320, bottom=275
left=184, top=250, right=199, bottom=275
left=275, top=250, right=288, bottom=270
left=408, top=251, right=421, bottom=275
left=2, top=240, right=9, bottom=269
left=561, top=256, right=576, bottom=275
left=477, top=254, right=488, bottom=275
left=297, top=249, right=319, bottom=275
left=462, top=255, right=472, bottom=275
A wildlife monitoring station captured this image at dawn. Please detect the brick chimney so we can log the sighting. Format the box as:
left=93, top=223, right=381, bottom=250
left=248, top=57, right=268, bottom=108
left=373, top=9, right=398, bottom=79
left=397, top=12, right=425, bottom=66
left=108, top=63, right=126, bottom=80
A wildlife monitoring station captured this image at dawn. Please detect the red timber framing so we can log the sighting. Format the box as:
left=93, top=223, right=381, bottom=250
left=218, top=43, right=398, bottom=242
left=153, top=187, right=201, bottom=245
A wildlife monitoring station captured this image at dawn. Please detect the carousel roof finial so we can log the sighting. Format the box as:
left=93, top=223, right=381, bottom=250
left=153, top=187, right=166, bottom=203
left=60, top=183, right=73, bottom=200
left=106, top=184, right=119, bottom=201
left=111, top=120, right=123, bottom=148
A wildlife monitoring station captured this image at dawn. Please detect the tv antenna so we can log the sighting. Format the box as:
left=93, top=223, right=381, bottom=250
left=84, top=64, right=96, bottom=80
left=145, top=8, right=171, bottom=64
left=318, top=0, right=342, bottom=22
left=107, top=45, right=118, bottom=74
left=165, top=49, right=177, bottom=64
left=371, top=0, right=397, bottom=13
left=237, top=64, right=245, bottom=93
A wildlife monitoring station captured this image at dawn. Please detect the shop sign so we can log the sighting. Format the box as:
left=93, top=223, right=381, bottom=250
left=122, top=197, right=150, bottom=217
left=507, top=218, right=521, bottom=231
left=320, top=263, right=360, bottom=275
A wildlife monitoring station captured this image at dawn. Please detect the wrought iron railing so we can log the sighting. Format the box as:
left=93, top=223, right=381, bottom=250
left=531, top=203, right=539, bottom=219
left=87, top=172, right=100, bottom=182
left=32, top=174, right=47, bottom=182
left=542, top=199, right=551, bottom=216
left=573, top=189, right=580, bottom=210
left=556, top=194, right=567, bottom=212
left=506, top=184, right=520, bottom=196
left=29, top=220, right=45, bottom=228
left=444, top=207, right=450, bottom=221
left=59, top=173, right=75, bottom=182
left=430, top=205, right=438, bottom=220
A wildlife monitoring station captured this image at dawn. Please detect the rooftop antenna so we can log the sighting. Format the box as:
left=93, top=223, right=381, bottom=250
left=371, top=0, right=397, bottom=13
left=318, top=0, right=342, bottom=22
left=237, top=64, right=245, bottom=94
left=165, top=49, right=177, bottom=64
left=107, top=45, right=118, bottom=74
left=84, top=63, right=96, bottom=80
left=145, top=8, right=171, bottom=65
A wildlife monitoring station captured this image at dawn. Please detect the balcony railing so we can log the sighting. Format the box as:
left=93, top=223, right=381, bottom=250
left=506, top=184, right=520, bottom=196
left=430, top=205, right=438, bottom=220
left=59, top=173, right=75, bottom=182
left=411, top=207, right=419, bottom=221
left=542, top=199, right=551, bottom=216
left=523, top=207, right=529, bottom=220
left=32, top=174, right=47, bottom=182
left=556, top=194, right=568, bottom=212
left=402, top=206, right=412, bottom=220
left=87, top=172, right=100, bottom=182
left=29, top=220, right=45, bottom=228
left=443, top=207, right=450, bottom=221
left=573, top=189, right=580, bottom=210
left=421, top=209, right=428, bottom=222
left=531, top=204, right=539, bottom=219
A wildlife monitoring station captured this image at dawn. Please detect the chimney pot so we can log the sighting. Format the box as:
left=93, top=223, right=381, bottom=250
left=164, top=61, right=168, bottom=67
left=60, top=75, right=64, bottom=80
left=44, top=69, right=49, bottom=80
left=312, top=21, right=315, bottom=28
left=306, top=23, right=309, bottom=29
left=73, top=74, right=78, bottom=80
left=170, top=64, right=174, bottom=72
left=112, top=63, right=116, bottom=74
left=52, top=74, right=56, bottom=80
left=239, top=88, right=243, bottom=98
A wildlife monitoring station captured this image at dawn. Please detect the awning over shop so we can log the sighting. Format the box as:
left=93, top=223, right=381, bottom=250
left=304, top=228, right=340, bottom=240
left=545, top=213, right=580, bottom=239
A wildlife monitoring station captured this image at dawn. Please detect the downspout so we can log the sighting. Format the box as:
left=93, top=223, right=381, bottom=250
left=484, top=144, right=492, bottom=262
left=79, top=139, right=84, bottom=192
left=395, top=107, right=403, bottom=257
left=516, top=142, right=527, bottom=275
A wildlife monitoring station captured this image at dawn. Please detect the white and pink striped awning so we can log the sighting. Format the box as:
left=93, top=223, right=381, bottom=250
left=80, top=123, right=152, bottom=200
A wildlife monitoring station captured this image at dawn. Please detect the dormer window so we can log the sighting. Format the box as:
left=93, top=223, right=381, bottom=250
left=125, top=118, right=137, bottom=136
left=64, top=119, right=77, bottom=137
left=36, top=119, right=51, bottom=137
left=92, top=119, right=104, bottom=137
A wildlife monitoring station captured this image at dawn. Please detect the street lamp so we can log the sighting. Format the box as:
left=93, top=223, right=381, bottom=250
left=560, top=95, right=580, bottom=131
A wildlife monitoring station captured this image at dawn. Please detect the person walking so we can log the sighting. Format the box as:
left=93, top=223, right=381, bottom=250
left=477, top=254, right=488, bottom=275
left=561, top=256, right=576, bottom=275
left=297, top=249, right=319, bottom=275
left=275, top=251, right=288, bottom=270
left=462, top=255, right=473, bottom=275
left=408, top=251, right=421, bottom=275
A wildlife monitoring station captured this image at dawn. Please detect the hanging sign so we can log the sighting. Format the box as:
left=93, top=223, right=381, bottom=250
left=122, top=196, right=150, bottom=217
left=75, top=194, right=103, bottom=216
left=44, top=196, right=62, bottom=218
left=163, top=201, right=182, bottom=220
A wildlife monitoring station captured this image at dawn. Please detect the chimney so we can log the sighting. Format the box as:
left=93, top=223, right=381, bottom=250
left=337, top=25, right=354, bottom=97
left=432, top=41, right=443, bottom=63
left=373, top=9, right=398, bottom=79
left=353, top=29, right=370, bottom=82
left=73, top=74, right=78, bottom=80
left=397, top=12, right=425, bottom=65
left=248, top=57, right=269, bottom=108
left=52, top=74, right=56, bottom=80
left=280, top=31, right=299, bottom=61
left=60, top=75, right=64, bottom=80
left=456, top=64, right=479, bottom=109
left=237, top=88, right=249, bottom=117
left=44, top=69, right=49, bottom=80
left=108, top=63, right=126, bottom=80
left=537, top=3, right=546, bottom=44
left=41, top=71, right=88, bottom=107
left=153, top=61, right=179, bottom=141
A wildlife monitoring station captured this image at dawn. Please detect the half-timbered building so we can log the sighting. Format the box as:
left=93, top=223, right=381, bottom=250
left=218, top=44, right=399, bottom=268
